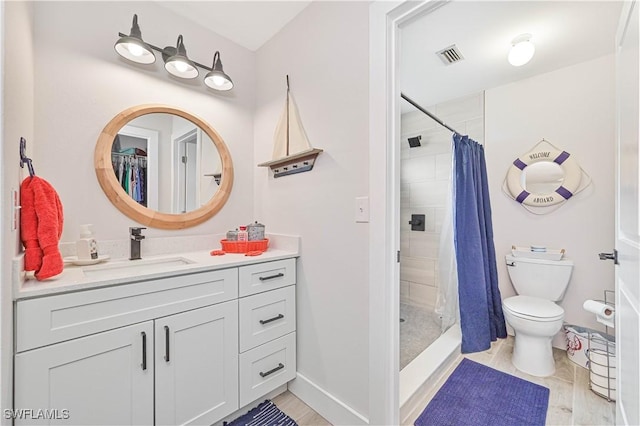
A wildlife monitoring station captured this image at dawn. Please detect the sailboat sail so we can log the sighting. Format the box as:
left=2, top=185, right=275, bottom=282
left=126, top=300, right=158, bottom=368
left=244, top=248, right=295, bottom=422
left=272, top=91, right=313, bottom=159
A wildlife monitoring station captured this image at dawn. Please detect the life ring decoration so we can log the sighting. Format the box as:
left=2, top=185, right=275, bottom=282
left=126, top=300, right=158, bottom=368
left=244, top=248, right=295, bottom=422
left=506, top=148, right=581, bottom=207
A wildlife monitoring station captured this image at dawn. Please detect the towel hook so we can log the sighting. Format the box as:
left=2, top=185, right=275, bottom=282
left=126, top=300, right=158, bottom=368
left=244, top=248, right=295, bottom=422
left=19, top=137, right=35, bottom=177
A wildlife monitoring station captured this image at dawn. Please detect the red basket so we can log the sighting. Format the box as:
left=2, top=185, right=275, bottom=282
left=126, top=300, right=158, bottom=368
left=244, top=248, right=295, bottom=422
left=220, top=239, right=269, bottom=253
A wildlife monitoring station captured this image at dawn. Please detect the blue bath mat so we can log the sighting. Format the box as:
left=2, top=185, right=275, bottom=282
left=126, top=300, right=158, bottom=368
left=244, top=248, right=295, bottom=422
left=224, top=400, right=297, bottom=426
left=415, top=358, right=549, bottom=426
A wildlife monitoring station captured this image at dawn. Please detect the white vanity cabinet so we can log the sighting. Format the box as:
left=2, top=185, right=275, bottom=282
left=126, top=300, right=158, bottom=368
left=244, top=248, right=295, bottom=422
left=237, top=258, right=297, bottom=407
left=13, top=257, right=297, bottom=426
left=154, top=301, right=238, bottom=425
left=15, top=322, right=155, bottom=425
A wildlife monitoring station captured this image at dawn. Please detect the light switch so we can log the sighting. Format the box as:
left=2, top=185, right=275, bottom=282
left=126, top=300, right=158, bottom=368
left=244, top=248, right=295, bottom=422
left=355, top=196, right=369, bottom=223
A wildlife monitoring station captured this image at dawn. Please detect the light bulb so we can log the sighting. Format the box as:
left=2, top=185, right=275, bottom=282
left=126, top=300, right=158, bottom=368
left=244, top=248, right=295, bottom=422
left=174, top=61, right=189, bottom=73
left=127, top=43, right=144, bottom=57
left=211, top=75, right=226, bottom=87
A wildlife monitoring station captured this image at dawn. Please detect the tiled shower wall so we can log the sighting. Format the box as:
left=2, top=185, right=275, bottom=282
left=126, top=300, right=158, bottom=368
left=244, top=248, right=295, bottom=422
left=400, top=92, right=484, bottom=308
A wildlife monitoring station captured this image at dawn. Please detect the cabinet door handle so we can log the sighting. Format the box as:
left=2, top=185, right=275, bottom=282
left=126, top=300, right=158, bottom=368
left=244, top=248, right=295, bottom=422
left=259, top=363, right=284, bottom=378
left=259, top=314, right=284, bottom=325
left=141, top=331, right=147, bottom=371
left=259, top=272, right=284, bottom=281
left=164, top=326, right=170, bottom=362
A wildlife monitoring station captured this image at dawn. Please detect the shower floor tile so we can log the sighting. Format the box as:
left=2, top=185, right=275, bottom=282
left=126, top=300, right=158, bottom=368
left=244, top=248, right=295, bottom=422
left=400, top=303, right=442, bottom=370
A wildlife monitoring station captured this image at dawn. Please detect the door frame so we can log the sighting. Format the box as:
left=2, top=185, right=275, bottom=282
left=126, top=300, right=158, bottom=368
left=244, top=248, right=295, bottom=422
left=171, top=128, right=201, bottom=214
left=368, top=1, right=449, bottom=424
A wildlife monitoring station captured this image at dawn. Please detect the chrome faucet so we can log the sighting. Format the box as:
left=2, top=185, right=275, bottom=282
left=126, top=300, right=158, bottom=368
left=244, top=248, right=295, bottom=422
left=129, top=227, right=146, bottom=260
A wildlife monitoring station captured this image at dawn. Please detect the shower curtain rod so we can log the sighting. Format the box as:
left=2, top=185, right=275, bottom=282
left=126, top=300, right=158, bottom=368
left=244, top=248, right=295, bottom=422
left=401, top=92, right=462, bottom=135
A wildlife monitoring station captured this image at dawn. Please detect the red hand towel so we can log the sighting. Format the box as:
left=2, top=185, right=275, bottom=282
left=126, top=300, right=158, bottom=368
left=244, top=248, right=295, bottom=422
left=20, top=178, right=42, bottom=272
left=20, top=177, right=64, bottom=280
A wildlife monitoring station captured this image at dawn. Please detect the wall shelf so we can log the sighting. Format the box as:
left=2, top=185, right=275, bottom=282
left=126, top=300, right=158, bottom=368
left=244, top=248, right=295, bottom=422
left=203, top=173, right=222, bottom=185
left=257, top=148, right=323, bottom=178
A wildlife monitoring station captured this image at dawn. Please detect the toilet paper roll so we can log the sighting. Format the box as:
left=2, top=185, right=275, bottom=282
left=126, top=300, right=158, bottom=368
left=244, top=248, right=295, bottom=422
left=583, top=300, right=615, bottom=320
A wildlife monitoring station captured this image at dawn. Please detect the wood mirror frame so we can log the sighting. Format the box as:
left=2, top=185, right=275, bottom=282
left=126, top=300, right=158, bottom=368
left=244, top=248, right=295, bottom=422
left=94, top=104, right=233, bottom=229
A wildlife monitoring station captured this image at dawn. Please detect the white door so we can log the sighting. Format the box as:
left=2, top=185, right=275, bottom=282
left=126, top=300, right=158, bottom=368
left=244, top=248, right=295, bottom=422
left=616, top=2, right=640, bottom=425
left=155, top=300, right=239, bottom=425
left=14, top=322, right=154, bottom=425
left=173, top=129, right=200, bottom=213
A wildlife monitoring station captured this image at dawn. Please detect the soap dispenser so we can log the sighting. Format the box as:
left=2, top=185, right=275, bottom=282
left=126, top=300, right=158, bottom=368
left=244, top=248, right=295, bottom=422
left=77, top=224, right=99, bottom=260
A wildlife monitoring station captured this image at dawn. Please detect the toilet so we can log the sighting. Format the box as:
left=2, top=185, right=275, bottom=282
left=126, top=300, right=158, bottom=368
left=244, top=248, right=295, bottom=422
left=503, top=254, right=573, bottom=377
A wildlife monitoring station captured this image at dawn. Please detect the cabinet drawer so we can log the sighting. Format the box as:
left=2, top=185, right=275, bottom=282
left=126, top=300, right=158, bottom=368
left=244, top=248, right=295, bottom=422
left=239, top=332, right=296, bottom=407
left=238, top=258, right=296, bottom=297
left=239, top=286, right=295, bottom=352
left=16, top=268, right=238, bottom=352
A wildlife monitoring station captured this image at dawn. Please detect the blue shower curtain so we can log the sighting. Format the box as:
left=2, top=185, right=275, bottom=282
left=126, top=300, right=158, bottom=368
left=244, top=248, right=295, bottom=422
left=452, top=134, right=507, bottom=353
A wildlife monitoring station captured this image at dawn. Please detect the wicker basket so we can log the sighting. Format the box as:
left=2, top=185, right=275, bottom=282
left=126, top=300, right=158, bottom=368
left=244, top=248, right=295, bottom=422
left=220, top=239, right=269, bottom=253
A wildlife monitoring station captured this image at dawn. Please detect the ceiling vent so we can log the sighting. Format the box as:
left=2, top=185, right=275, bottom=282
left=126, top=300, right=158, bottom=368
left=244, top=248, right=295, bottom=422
left=436, top=44, right=464, bottom=65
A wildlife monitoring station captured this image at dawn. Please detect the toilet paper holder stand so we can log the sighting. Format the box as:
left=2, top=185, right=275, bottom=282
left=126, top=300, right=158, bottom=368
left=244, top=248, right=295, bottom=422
left=587, top=290, right=616, bottom=402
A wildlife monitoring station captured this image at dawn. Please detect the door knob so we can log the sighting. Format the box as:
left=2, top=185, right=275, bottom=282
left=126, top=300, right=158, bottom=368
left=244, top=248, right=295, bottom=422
left=598, top=249, right=618, bottom=265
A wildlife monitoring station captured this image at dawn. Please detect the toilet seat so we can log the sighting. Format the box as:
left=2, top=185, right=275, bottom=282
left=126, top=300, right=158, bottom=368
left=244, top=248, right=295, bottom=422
left=503, top=295, right=564, bottom=322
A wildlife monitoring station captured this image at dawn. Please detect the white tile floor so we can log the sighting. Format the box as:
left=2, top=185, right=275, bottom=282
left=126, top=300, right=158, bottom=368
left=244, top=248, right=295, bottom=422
left=404, top=336, right=616, bottom=426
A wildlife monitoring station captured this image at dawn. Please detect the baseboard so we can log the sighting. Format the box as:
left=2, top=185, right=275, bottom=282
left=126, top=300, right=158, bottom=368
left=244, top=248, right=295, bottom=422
left=288, top=373, right=369, bottom=425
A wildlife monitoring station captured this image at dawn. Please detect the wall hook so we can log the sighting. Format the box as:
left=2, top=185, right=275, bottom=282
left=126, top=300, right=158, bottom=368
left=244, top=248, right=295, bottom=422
left=19, top=137, right=35, bottom=177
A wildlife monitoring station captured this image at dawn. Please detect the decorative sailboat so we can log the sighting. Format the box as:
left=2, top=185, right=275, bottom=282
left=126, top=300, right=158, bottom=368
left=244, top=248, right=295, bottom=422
left=258, top=76, right=323, bottom=178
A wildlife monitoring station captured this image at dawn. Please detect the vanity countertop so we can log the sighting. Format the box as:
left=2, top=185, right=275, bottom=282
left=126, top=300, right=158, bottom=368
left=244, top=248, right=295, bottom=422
left=15, top=238, right=299, bottom=300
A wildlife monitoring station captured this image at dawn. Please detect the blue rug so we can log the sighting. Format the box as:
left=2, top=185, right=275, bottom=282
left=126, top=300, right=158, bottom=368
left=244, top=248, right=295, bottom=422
left=225, top=400, right=297, bottom=426
left=415, top=358, right=549, bottom=426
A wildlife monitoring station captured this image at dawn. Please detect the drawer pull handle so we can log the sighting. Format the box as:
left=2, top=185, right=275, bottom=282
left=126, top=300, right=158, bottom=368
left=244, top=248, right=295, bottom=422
left=141, top=331, right=147, bottom=371
left=259, top=363, right=285, bottom=378
left=259, top=314, right=284, bottom=325
left=164, top=326, right=170, bottom=362
left=259, top=273, right=284, bottom=281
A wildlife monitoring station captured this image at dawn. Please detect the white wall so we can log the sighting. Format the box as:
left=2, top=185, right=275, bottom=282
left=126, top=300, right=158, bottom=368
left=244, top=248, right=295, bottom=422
left=485, top=55, right=616, bottom=347
left=32, top=1, right=256, bottom=243
left=254, top=2, right=370, bottom=423
left=1, top=1, right=34, bottom=418
left=400, top=93, right=484, bottom=309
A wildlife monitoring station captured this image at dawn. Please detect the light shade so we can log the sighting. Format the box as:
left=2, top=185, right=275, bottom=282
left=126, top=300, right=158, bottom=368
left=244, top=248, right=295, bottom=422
left=508, top=34, right=535, bottom=67
left=163, top=35, right=198, bottom=79
left=204, top=51, right=234, bottom=91
left=114, top=14, right=155, bottom=64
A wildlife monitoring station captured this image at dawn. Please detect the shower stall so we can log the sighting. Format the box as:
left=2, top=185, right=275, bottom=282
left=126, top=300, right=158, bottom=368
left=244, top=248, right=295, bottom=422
left=398, top=91, right=485, bottom=418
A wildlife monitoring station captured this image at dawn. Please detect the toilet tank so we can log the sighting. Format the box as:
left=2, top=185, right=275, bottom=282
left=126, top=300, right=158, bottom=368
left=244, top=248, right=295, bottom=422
left=505, top=255, right=574, bottom=301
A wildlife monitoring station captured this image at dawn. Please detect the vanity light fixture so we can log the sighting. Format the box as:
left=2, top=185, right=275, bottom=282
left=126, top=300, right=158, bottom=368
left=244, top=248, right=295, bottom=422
left=114, top=14, right=156, bottom=64
left=163, top=35, right=198, bottom=79
left=114, top=14, right=234, bottom=91
left=204, top=52, right=234, bottom=91
left=508, top=33, right=535, bottom=67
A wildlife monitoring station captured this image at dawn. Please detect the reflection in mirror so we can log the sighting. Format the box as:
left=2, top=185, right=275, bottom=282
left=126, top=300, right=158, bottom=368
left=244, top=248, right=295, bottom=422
left=520, top=161, right=565, bottom=194
left=112, top=114, right=222, bottom=214
left=95, top=105, right=233, bottom=230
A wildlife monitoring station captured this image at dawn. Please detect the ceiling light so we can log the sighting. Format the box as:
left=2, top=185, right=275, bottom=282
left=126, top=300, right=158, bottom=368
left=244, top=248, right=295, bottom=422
left=508, top=34, right=535, bottom=67
left=114, top=14, right=156, bottom=64
left=204, top=51, right=234, bottom=91
left=163, top=35, right=198, bottom=79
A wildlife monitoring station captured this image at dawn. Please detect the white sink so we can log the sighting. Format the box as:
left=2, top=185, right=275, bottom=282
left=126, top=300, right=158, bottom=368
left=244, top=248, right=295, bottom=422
left=83, top=257, right=194, bottom=279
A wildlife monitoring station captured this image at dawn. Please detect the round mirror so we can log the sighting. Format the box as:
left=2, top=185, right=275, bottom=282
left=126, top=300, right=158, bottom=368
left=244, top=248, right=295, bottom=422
left=520, top=161, right=565, bottom=194
left=95, top=105, right=233, bottom=229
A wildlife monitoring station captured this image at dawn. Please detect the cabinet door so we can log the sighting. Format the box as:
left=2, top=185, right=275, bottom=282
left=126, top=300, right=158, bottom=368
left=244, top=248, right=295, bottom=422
left=14, top=322, right=154, bottom=425
left=155, top=300, right=239, bottom=425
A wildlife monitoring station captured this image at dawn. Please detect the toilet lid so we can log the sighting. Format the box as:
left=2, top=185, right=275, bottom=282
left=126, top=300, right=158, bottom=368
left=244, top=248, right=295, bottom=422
left=503, top=295, right=564, bottom=319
